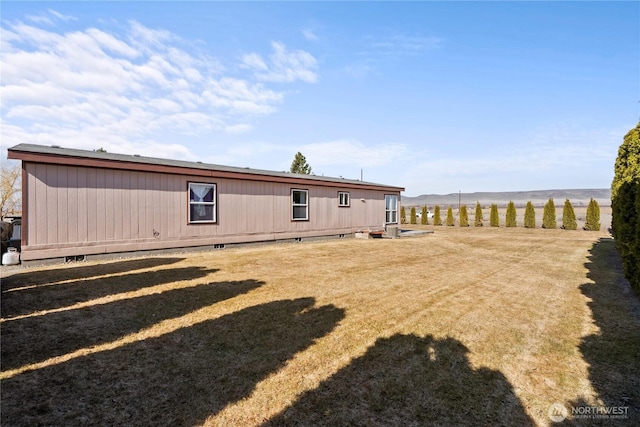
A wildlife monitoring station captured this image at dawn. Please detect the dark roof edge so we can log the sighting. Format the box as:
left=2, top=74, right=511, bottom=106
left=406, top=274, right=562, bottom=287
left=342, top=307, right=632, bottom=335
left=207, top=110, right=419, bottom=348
left=8, top=143, right=405, bottom=191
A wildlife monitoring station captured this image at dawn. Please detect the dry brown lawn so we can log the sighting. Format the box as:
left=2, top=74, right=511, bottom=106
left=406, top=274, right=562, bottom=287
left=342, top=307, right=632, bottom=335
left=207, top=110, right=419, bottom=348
left=2, top=225, right=639, bottom=426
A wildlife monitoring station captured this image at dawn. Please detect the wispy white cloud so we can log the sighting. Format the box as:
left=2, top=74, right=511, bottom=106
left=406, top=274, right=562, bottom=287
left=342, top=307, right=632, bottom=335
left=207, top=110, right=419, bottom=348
left=0, top=116, right=195, bottom=161
left=365, top=34, right=445, bottom=57
left=202, top=77, right=283, bottom=114
left=48, top=9, right=77, bottom=23
left=128, top=20, right=174, bottom=50
left=198, top=141, right=291, bottom=167
left=184, top=138, right=408, bottom=176
left=242, top=41, right=318, bottom=83
left=344, top=63, right=375, bottom=79
left=302, top=139, right=409, bottom=168
left=26, top=9, right=77, bottom=26
left=401, top=122, right=624, bottom=195
left=526, top=122, right=623, bottom=162
left=25, top=14, right=54, bottom=26
left=224, top=123, right=253, bottom=134
left=0, top=17, right=316, bottom=159
left=302, top=29, right=319, bottom=42
left=371, top=35, right=444, bottom=53
left=241, top=53, right=268, bottom=71
left=346, top=33, right=444, bottom=79
left=87, top=28, right=139, bottom=58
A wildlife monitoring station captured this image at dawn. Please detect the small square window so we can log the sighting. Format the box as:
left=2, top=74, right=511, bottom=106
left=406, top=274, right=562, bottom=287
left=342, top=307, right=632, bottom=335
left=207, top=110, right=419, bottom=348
left=189, top=182, right=216, bottom=223
left=338, top=192, right=350, bottom=207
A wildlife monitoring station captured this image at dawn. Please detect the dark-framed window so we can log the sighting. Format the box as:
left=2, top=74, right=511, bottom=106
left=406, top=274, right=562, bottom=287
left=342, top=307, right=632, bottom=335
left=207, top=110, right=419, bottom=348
left=338, top=191, right=350, bottom=207
left=188, top=182, right=216, bottom=223
left=292, top=189, right=309, bottom=221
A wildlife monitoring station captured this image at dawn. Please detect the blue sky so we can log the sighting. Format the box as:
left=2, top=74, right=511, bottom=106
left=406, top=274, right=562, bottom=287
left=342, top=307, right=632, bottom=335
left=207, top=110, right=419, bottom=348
left=1, top=1, right=638, bottom=196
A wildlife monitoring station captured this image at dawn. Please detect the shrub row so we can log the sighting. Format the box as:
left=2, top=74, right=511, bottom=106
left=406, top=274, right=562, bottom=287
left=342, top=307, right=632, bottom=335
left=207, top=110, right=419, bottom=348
left=407, top=198, right=600, bottom=230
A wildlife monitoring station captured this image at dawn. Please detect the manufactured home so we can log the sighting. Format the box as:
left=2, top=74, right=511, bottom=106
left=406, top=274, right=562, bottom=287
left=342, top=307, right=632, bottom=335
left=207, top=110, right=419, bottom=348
left=8, top=144, right=404, bottom=263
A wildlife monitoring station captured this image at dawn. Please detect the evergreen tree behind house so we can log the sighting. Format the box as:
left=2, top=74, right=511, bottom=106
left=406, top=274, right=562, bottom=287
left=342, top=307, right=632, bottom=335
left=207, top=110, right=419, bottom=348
left=421, top=206, right=429, bottom=225
left=400, top=206, right=407, bottom=224
left=410, top=207, right=417, bottom=224
left=290, top=152, right=312, bottom=174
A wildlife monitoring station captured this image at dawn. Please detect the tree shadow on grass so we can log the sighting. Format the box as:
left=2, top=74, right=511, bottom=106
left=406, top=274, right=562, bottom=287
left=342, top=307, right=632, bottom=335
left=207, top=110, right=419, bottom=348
left=264, top=334, right=535, bottom=426
left=563, top=238, right=640, bottom=425
left=1, top=298, right=345, bottom=427
left=1, top=263, right=216, bottom=318
left=1, top=257, right=185, bottom=290
left=1, top=279, right=263, bottom=371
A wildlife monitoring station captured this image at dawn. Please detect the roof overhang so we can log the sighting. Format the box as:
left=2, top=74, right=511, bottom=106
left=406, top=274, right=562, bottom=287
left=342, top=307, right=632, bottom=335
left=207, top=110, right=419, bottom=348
left=8, top=144, right=405, bottom=193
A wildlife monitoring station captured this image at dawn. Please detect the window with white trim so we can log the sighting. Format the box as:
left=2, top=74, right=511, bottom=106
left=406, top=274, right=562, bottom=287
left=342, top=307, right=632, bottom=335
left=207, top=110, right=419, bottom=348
left=385, top=194, right=398, bottom=224
left=292, top=189, right=309, bottom=221
left=189, top=182, right=216, bottom=223
left=338, top=191, right=350, bottom=207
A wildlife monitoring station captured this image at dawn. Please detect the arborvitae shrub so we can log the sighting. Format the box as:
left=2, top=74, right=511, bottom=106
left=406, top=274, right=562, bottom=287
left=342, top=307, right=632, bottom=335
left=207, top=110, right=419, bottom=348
left=524, top=201, right=536, bottom=228
left=434, top=205, right=443, bottom=226
left=474, top=202, right=484, bottom=227
left=612, top=184, right=640, bottom=294
left=410, top=206, right=417, bottom=225
left=490, top=204, right=499, bottom=227
left=421, top=205, right=428, bottom=225
left=542, top=198, right=557, bottom=229
left=612, top=122, right=640, bottom=295
left=505, top=201, right=517, bottom=227
left=400, top=206, right=407, bottom=224
left=584, top=198, right=601, bottom=231
left=446, top=207, right=455, bottom=226
left=562, top=199, right=577, bottom=230
left=459, top=205, right=469, bottom=227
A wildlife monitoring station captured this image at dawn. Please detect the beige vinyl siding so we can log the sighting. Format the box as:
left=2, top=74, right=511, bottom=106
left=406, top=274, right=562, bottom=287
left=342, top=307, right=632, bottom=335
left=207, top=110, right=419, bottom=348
left=21, top=163, right=399, bottom=260
left=218, top=180, right=275, bottom=236
left=77, top=167, right=88, bottom=243
left=67, top=167, right=79, bottom=244
left=46, top=164, right=58, bottom=245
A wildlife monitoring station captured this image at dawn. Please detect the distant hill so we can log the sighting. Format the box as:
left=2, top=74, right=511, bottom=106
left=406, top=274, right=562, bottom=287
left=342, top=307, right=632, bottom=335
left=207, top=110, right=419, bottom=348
left=402, top=189, right=611, bottom=208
